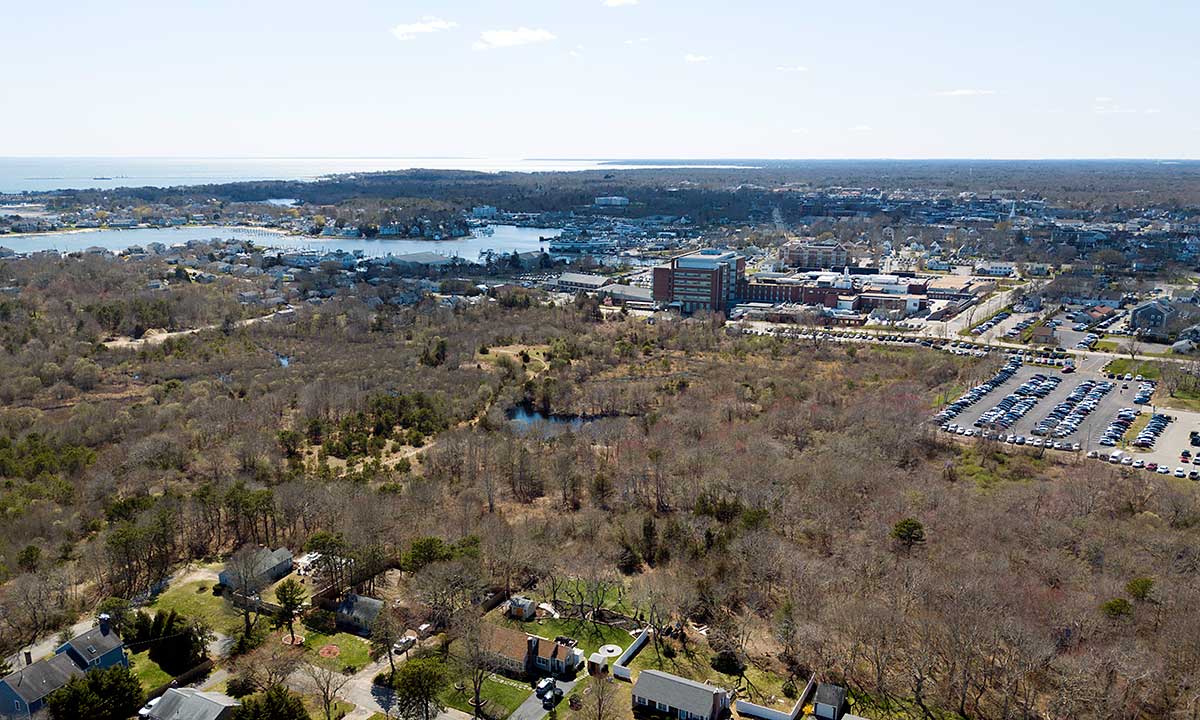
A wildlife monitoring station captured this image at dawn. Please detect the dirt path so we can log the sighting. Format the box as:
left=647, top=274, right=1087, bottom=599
left=102, top=307, right=293, bottom=350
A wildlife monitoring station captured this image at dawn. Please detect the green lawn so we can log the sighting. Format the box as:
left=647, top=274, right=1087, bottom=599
left=1104, top=358, right=1162, bottom=380
left=493, top=615, right=635, bottom=656
left=440, top=673, right=531, bottom=718
left=1160, top=385, right=1200, bottom=412
left=302, top=630, right=372, bottom=671
left=150, top=580, right=243, bottom=636
left=300, top=693, right=354, bottom=719
left=1122, top=414, right=1152, bottom=449
left=129, top=650, right=172, bottom=691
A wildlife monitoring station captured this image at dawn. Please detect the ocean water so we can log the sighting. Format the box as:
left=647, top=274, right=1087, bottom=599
left=0, top=224, right=560, bottom=258
left=0, top=157, right=755, bottom=194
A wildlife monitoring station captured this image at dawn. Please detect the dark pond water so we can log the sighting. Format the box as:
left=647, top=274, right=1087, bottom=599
left=506, top=405, right=596, bottom=434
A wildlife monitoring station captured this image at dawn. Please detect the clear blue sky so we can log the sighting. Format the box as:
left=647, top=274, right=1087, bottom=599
left=4, top=0, right=1198, bottom=159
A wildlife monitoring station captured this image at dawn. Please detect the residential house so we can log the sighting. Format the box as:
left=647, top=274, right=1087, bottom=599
left=481, top=624, right=535, bottom=677
left=335, top=594, right=384, bottom=637
left=812, top=683, right=849, bottom=720
left=1029, top=324, right=1056, bottom=345
left=631, top=670, right=730, bottom=720
left=0, top=617, right=127, bottom=718
left=480, top=625, right=583, bottom=679
left=56, top=618, right=127, bottom=671
left=218, top=547, right=293, bottom=592
left=533, top=638, right=583, bottom=677
left=148, top=688, right=240, bottom=720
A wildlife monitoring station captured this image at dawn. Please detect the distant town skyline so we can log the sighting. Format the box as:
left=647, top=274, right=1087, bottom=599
left=4, top=0, right=1198, bottom=159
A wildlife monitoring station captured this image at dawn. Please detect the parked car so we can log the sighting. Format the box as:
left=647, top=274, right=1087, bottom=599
left=139, top=698, right=161, bottom=718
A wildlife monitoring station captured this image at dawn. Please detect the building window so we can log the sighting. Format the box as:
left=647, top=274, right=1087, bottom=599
left=657, top=702, right=669, bottom=712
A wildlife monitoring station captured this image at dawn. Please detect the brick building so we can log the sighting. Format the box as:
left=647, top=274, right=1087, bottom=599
left=652, top=249, right=745, bottom=313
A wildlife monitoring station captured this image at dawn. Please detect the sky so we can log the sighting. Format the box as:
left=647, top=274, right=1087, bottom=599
left=3, top=0, right=1199, bottom=159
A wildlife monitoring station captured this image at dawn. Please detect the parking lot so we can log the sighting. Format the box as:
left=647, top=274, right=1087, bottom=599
left=939, top=362, right=1200, bottom=470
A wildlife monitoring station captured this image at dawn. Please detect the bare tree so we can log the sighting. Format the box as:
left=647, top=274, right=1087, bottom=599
left=372, top=608, right=406, bottom=681
left=584, top=675, right=618, bottom=720
left=223, top=544, right=270, bottom=638
left=304, top=662, right=352, bottom=720
left=451, top=608, right=498, bottom=719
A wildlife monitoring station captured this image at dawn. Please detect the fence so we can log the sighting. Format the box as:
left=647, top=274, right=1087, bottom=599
left=612, top=627, right=650, bottom=681
left=144, top=659, right=215, bottom=701
left=732, top=672, right=815, bottom=720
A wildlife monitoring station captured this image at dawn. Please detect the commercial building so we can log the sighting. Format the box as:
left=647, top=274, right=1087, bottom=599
left=652, top=249, right=745, bottom=313
left=556, top=272, right=612, bottom=292
left=783, top=239, right=848, bottom=270
left=594, top=196, right=630, bottom=207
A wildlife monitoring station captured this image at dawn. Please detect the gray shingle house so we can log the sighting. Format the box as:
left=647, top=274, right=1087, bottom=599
left=148, top=687, right=240, bottom=720
left=632, top=670, right=730, bottom=720
left=335, top=594, right=384, bottom=636
left=218, top=547, right=293, bottom=592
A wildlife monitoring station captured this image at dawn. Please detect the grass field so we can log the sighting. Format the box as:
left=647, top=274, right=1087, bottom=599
left=492, top=615, right=635, bottom=657
left=1122, top=413, right=1152, bottom=448
left=1104, top=358, right=1162, bottom=380
left=440, top=673, right=531, bottom=718
left=302, top=630, right=372, bottom=671
left=300, top=693, right=354, bottom=720
left=1160, top=386, right=1200, bottom=412
left=149, top=580, right=243, bottom=636
left=129, top=650, right=172, bottom=691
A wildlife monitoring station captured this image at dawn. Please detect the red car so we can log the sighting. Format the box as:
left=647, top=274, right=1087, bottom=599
left=1147, top=463, right=1159, bottom=471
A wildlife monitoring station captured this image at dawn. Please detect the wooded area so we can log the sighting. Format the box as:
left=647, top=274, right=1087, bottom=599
left=0, top=254, right=1199, bottom=719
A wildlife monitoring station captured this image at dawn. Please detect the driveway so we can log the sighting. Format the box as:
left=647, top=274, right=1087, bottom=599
left=509, top=677, right=580, bottom=720
left=298, top=641, right=472, bottom=720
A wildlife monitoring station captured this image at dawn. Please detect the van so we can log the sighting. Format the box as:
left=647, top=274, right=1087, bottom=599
left=1110, top=451, right=1124, bottom=463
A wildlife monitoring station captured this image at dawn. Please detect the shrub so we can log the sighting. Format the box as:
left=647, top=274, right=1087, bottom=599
left=1101, top=598, right=1133, bottom=619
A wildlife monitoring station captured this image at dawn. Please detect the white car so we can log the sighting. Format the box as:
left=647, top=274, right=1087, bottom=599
left=1176, top=468, right=1188, bottom=478
left=139, top=698, right=161, bottom=718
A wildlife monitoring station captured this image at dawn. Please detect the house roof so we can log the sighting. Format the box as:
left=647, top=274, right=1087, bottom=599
left=481, top=624, right=532, bottom=664
left=63, top=624, right=124, bottom=663
left=814, top=683, right=848, bottom=708
left=535, top=639, right=568, bottom=661
left=632, top=670, right=726, bottom=718
left=149, top=688, right=240, bottom=720
left=336, top=594, right=384, bottom=626
left=1, top=652, right=85, bottom=704
left=228, top=547, right=292, bottom=583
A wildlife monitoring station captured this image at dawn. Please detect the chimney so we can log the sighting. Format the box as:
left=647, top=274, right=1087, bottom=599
left=99, top=613, right=111, bottom=635
left=24, top=651, right=32, bottom=666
